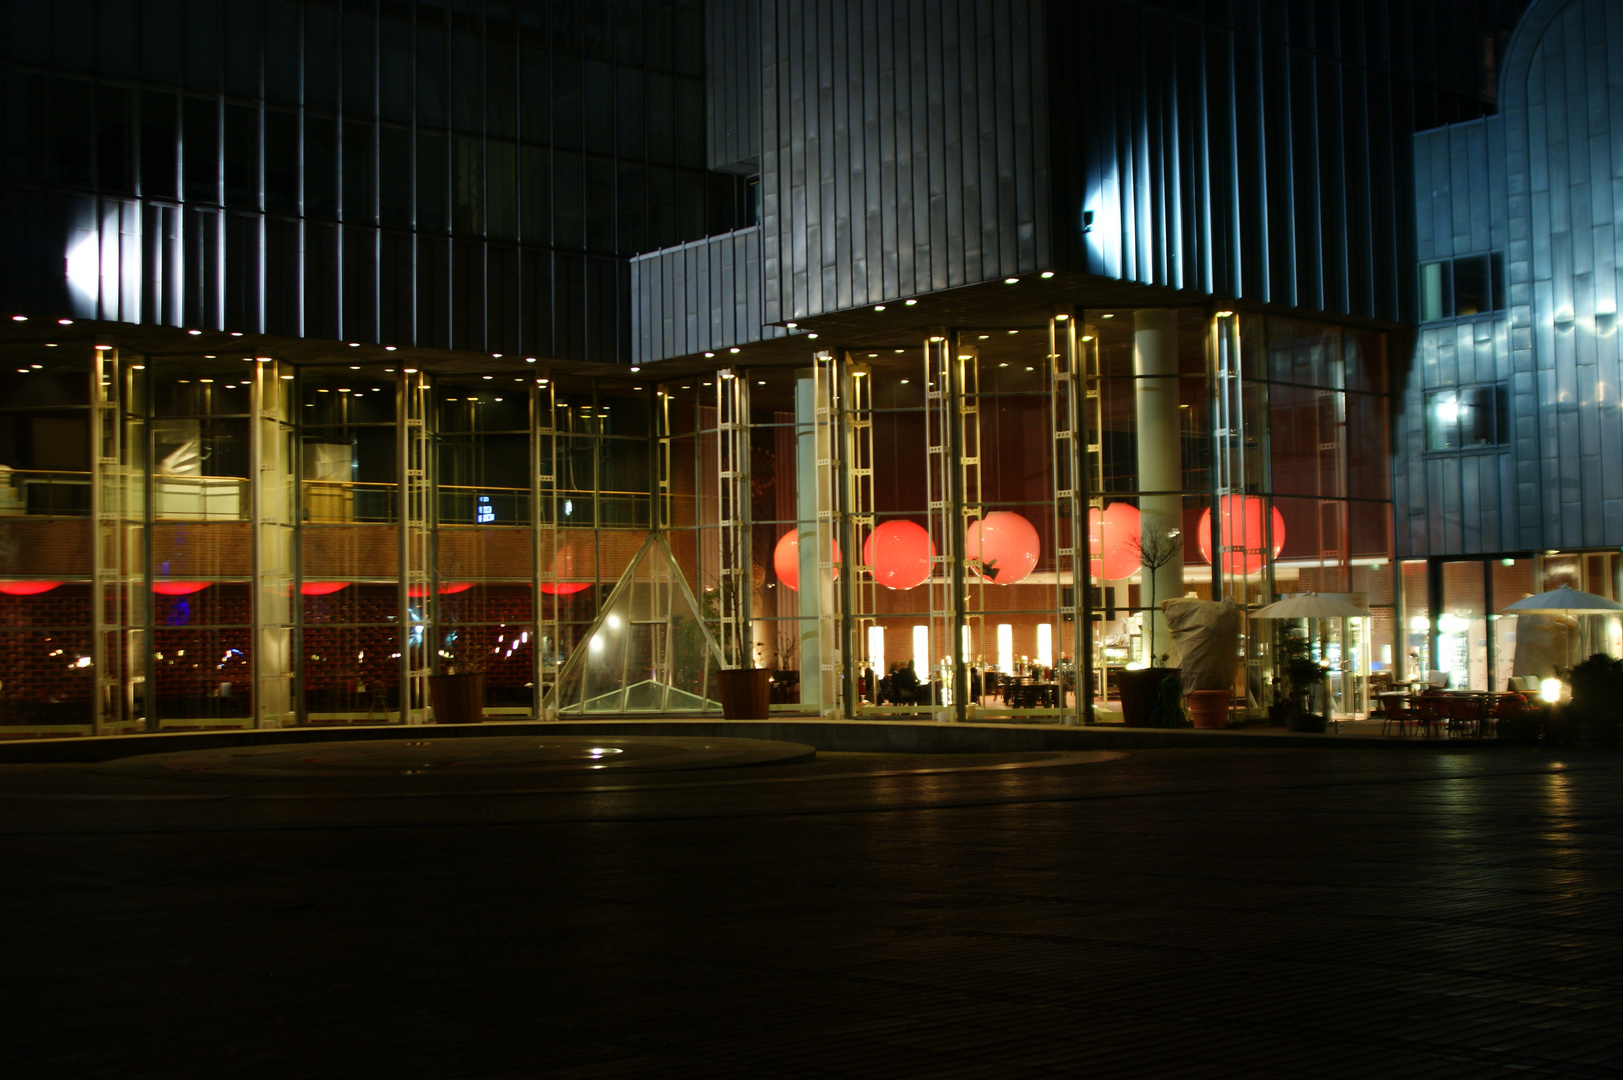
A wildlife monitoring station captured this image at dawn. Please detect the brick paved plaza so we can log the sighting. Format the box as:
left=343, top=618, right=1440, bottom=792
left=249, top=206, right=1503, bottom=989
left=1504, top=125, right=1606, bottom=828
left=1, top=739, right=1619, bottom=1078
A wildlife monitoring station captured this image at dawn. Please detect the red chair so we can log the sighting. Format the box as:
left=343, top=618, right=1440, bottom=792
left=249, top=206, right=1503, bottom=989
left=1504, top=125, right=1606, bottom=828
left=1414, top=691, right=1449, bottom=737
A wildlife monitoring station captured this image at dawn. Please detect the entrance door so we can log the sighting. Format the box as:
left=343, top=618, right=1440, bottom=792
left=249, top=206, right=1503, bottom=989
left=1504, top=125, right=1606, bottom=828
left=1320, top=594, right=1370, bottom=717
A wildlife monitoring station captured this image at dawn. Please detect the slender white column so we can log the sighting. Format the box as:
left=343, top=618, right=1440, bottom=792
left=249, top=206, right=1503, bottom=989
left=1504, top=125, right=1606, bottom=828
left=794, top=369, right=832, bottom=709
left=1134, top=309, right=1184, bottom=664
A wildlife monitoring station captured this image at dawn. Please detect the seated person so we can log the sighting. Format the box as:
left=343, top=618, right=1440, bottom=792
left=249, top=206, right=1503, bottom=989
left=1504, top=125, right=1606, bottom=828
left=892, top=660, right=920, bottom=705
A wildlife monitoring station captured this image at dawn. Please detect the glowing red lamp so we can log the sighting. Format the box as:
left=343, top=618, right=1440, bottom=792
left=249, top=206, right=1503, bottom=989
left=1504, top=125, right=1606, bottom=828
left=965, top=512, right=1040, bottom=584
left=299, top=581, right=350, bottom=596
left=0, top=581, right=62, bottom=595
left=773, top=530, right=843, bottom=591
left=540, top=582, right=592, bottom=595
left=864, top=520, right=933, bottom=591
left=1087, top=502, right=1142, bottom=580
left=153, top=581, right=211, bottom=595
left=1197, top=495, right=1286, bottom=575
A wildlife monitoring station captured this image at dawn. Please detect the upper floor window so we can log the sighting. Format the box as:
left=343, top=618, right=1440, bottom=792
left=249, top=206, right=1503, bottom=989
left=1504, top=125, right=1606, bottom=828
left=1426, top=385, right=1509, bottom=451
left=1420, top=253, right=1505, bottom=321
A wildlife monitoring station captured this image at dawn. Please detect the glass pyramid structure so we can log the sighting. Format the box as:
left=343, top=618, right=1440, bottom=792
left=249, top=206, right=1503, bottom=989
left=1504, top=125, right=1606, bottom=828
left=546, top=532, right=725, bottom=715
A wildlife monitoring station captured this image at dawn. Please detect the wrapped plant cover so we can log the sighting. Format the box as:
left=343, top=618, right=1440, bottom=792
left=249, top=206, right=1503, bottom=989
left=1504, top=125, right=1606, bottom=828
left=1511, top=612, right=1578, bottom=678
left=1163, top=597, right=1242, bottom=693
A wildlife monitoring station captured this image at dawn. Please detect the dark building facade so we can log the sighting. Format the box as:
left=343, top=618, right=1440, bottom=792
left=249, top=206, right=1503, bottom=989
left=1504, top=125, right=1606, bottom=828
left=0, top=0, right=1581, bottom=738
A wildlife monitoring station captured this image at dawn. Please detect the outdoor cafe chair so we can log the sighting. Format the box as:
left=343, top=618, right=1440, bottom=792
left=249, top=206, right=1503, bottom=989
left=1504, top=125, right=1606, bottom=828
left=1414, top=691, right=1449, bottom=737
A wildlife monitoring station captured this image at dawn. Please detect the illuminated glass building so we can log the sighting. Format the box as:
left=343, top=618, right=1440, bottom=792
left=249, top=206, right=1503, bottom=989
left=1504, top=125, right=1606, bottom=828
left=0, top=1, right=1552, bottom=735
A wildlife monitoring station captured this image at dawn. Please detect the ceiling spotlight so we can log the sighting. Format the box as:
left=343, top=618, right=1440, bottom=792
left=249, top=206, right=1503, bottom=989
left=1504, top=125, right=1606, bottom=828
left=1215, top=310, right=1235, bottom=318
left=1082, top=335, right=1095, bottom=342
left=874, top=305, right=886, bottom=312
left=187, top=329, right=201, bottom=335
left=30, top=363, right=42, bottom=368
left=10, top=315, right=25, bottom=322
left=404, top=368, right=418, bottom=373
left=492, top=353, right=503, bottom=358
left=44, top=343, right=56, bottom=347
left=807, top=333, right=819, bottom=339
left=280, top=373, right=293, bottom=380
left=230, top=331, right=243, bottom=337
left=349, top=365, right=360, bottom=370
left=729, top=347, right=740, bottom=354
left=1040, top=271, right=1055, bottom=279
left=133, top=364, right=145, bottom=370
left=630, top=365, right=640, bottom=372
left=704, top=351, right=715, bottom=357
left=1055, top=313, right=1070, bottom=320
left=1004, top=277, right=1019, bottom=285
left=93, top=345, right=111, bottom=351
left=1101, top=313, right=1114, bottom=319
left=524, top=357, right=537, bottom=363
left=786, top=322, right=797, bottom=328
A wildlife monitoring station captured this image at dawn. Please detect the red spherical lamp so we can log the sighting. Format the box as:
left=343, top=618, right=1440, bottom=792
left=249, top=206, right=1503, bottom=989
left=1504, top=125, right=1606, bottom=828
left=152, top=581, right=211, bottom=595
left=773, top=530, right=842, bottom=591
left=965, top=511, right=1040, bottom=584
left=863, top=520, right=933, bottom=591
left=0, top=581, right=62, bottom=596
left=1086, top=503, right=1142, bottom=580
left=1197, top=495, right=1286, bottom=575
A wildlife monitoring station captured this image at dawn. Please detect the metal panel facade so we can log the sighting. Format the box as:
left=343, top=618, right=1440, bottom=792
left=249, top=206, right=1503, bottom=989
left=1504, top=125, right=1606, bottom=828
left=1400, top=0, right=1623, bottom=557
left=757, top=0, right=1051, bottom=325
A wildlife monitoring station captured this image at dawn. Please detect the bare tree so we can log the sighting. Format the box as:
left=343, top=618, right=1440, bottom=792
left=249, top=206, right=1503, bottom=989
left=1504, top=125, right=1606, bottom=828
left=1129, top=517, right=1181, bottom=664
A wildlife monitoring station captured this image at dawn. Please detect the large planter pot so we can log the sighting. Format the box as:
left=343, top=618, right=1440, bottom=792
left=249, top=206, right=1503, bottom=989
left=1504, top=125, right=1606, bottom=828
left=1116, top=667, right=1181, bottom=727
left=428, top=672, right=485, bottom=724
left=717, top=668, right=771, bottom=720
left=1286, top=713, right=1328, bottom=734
left=1186, top=688, right=1232, bottom=730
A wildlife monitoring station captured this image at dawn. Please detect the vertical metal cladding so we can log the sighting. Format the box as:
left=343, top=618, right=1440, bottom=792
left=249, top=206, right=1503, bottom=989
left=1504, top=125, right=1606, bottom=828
left=706, top=0, right=762, bottom=172
left=0, top=0, right=728, bottom=366
left=758, top=0, right=1052, bottom=324
left=1048, top=0, right=1525, bottom=324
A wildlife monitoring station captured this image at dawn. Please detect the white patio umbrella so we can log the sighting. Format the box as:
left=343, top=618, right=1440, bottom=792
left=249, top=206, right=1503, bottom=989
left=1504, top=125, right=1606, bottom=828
left=1252, top=593, right=1369, bottom=726
left=1499, top=585, right=1623, bottom=614
left=1251, top=592, right=1369, bottom=620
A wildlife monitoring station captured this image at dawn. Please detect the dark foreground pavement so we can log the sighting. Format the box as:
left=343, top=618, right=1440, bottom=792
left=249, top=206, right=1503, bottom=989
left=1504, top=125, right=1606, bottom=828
left=1, top=740, right=1619, bottom=1079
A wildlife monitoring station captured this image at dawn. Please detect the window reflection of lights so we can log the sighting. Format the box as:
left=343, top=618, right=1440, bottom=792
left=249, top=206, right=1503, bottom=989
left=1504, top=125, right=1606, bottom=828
left=589, top=634, right=604, bottom=652
left=1434, top=393, right=1460, bottom=424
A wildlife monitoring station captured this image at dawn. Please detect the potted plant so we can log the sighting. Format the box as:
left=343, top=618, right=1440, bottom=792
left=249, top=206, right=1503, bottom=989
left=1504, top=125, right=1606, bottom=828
left=429, top=596, right=486, bottom=724
left=1116, top=518, right=1183, bottom=726
left=429, top=656, right=486, bottom=725
left=1566, top=653, right=1622, bottom=748
left=1276, top=628, right=1329, bottom=733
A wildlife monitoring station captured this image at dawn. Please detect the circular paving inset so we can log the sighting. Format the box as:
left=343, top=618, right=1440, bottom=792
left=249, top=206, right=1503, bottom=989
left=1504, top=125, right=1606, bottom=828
left=97, top=735, right=816, bottom=780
